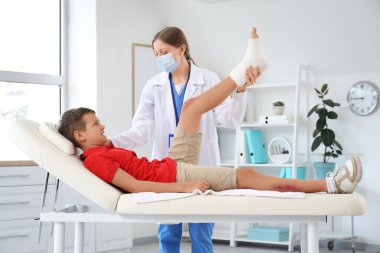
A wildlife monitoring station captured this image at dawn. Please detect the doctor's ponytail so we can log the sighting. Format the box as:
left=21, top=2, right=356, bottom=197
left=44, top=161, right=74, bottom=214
left=152, top=27, right=196, bottom=65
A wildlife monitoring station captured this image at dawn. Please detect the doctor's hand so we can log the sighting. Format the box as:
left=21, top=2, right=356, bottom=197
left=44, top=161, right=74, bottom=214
left=236, top=66, right=262, bottom=93
left=181, top=180, right=210, bottom=193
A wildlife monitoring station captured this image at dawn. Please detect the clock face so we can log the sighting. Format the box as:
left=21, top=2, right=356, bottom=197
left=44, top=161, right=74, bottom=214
left=347, top=81, right=379, bottom=116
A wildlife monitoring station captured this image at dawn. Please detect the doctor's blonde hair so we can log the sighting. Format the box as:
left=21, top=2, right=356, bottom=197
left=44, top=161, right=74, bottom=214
left=152, top=27, right=195, bottom=64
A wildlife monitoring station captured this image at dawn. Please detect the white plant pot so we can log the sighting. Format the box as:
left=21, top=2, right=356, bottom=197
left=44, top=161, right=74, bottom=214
left=273, top=106, right=284, bottom=115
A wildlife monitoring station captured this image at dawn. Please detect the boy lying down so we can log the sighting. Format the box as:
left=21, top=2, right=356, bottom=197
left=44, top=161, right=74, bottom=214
left=58, top=27, right=362, bottom=194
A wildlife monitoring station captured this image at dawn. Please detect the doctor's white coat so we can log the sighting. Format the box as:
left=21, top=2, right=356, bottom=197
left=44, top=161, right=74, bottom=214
left=111, top=63, right=247, bottom=166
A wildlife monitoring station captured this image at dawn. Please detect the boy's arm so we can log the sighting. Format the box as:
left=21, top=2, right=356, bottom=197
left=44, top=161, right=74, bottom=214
left=111, top=168, right=210, bottom=193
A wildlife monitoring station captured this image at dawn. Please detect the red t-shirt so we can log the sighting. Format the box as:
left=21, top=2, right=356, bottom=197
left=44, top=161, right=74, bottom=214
left=81, top=145, right=177, bottom=184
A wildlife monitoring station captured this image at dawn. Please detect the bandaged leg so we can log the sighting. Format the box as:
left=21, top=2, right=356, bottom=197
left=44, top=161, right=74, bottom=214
left=230, top=27, right=269, bottom=86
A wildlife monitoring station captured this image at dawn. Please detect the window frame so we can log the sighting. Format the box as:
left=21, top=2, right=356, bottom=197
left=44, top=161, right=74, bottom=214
left=0, top=0, right=67, bottom=164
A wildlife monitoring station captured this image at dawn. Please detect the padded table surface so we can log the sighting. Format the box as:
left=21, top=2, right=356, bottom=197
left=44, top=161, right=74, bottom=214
left=116, top=192, right=366, bottom=216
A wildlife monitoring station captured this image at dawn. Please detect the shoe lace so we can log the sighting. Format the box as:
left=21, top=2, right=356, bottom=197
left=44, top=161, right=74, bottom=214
left=326, top=165, right=339, bottom=178
left=333, top=168, right=347, bottom=183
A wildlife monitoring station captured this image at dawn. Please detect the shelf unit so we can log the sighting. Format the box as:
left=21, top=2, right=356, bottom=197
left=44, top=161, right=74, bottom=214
left=216, top=65, right=310, bottom=251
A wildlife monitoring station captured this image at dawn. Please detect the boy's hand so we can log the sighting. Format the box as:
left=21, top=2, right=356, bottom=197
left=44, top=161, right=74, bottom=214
left=181, top=180, right=210, bottom=193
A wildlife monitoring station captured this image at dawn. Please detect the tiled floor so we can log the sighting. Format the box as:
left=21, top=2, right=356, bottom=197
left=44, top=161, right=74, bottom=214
left=131, top=240, right=367, bottom=253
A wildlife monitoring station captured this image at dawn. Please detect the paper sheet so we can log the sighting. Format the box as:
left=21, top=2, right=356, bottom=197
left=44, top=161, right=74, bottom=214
left=132, top=189, right=305, bottom=203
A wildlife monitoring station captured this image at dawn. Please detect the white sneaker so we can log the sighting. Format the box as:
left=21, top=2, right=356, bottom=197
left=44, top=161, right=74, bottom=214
left=329, top=156, right=362, bottom=193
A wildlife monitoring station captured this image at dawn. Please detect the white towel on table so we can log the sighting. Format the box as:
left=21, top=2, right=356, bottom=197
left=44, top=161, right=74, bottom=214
left=132, top=189, right=305, bottom=203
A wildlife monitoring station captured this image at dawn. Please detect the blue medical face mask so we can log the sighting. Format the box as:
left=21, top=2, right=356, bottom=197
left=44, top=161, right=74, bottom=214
left=156, top=51, right=181, bottom=73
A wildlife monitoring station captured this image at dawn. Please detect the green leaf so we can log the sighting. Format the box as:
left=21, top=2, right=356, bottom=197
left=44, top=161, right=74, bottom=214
left=313, top=128, right=320, bottom=138
left=318, top=108, right=328, bottom=119
left=316, top=119, right=326, bottom=131
left=321, top=84, right=328, bottom=93
left=327, top=111, right=338, bottom=119
left=314, top=88, right=321, bottom=95
left=307, top=104, right=319, bottom=118
left=325, top=151, right=332, bottom=157
left=334, top=102, right=341, bottom=107
left=332, top=154, right=338, bottom=158
left=311, top=136, right=322, bottom=152
left=323, top=99, right=335, bottom=107
left=336, top=150, right=342, bottom=155
left=334, top=140, right=343, bottom=150
left=321, top=129, right=335, bottom=146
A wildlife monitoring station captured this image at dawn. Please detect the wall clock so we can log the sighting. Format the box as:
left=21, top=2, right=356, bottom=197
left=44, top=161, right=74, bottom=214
left=347, top=81, right=379, bottom=116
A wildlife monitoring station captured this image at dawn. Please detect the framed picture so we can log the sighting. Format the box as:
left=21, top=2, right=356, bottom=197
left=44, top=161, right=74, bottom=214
left=131, top=43, right=159, bottom=117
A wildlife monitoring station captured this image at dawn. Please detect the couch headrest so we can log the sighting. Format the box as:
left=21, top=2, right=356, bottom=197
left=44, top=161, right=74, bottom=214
left=39, top=122, right=76, bottom=155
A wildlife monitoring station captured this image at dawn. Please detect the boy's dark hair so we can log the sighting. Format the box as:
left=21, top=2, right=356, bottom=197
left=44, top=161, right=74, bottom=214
left=58, top=107, right=95, bottom=148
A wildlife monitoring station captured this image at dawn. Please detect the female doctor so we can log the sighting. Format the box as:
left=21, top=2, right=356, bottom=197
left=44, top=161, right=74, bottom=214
left=110, top=27, right=260, bottom=253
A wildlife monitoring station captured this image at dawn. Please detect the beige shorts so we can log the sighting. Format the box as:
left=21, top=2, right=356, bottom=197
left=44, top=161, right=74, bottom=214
left=167, top=128, right=237, bottom=191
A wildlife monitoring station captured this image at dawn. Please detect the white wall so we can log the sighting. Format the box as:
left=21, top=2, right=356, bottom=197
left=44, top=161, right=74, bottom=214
left=68, top=0, right=380, bottom=245
left=153, top=0, right=380, bottom=77
left=96, top=0, right=164, bottom=137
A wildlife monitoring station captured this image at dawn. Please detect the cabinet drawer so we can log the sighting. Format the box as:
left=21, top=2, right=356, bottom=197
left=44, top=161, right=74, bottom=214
left=0, top=166, right=55, bottom=187
left=0, top=220, right=49, bottom=253
left=0, top=185, right=54, bottom=221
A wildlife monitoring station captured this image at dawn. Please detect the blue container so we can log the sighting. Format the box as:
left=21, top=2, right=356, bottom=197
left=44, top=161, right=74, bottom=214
left=247, top=226, right=289, bottom=241
left=314, top=162, right=335, bottom=179
left=280, top=167, right=306, bottom=180
left=245, top=130, right=268, bottom=164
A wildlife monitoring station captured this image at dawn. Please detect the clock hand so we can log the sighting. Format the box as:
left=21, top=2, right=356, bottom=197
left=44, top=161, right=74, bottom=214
left=351, top=97, right=364, bottom=100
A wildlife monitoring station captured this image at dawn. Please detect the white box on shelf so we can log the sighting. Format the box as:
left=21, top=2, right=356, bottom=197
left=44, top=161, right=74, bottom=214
left=258, top=115, right=293, bottom=125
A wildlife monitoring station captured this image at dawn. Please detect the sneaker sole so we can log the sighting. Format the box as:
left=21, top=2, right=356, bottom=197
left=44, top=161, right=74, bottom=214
left=351, top=156, right=363, bottom=187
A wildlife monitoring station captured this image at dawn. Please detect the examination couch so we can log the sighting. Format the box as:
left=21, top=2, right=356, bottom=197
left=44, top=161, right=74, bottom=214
left=9, top=119, right=366, bottom=253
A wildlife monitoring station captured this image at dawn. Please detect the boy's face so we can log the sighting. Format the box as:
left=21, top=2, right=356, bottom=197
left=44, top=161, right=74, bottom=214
left=75, top=113, right=107, bottom=149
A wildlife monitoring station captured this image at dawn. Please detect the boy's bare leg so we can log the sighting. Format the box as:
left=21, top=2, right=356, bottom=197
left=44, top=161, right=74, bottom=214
left=178, top=28, right=261, bottom=134
left=236, top=156, right=362, bottom=194
left=236, top=168, right=328, bottom=193
left=177, top=77, right=237, bottom=133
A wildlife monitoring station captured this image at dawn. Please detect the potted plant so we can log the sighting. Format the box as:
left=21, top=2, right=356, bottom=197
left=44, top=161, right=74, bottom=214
left=273, top=101, right=284, bottom=115
left=307, top=83, right=343, bottom=179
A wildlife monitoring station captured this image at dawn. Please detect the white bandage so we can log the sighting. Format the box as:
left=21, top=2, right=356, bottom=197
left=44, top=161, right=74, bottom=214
left=230, top=38, right=269, bottom=86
